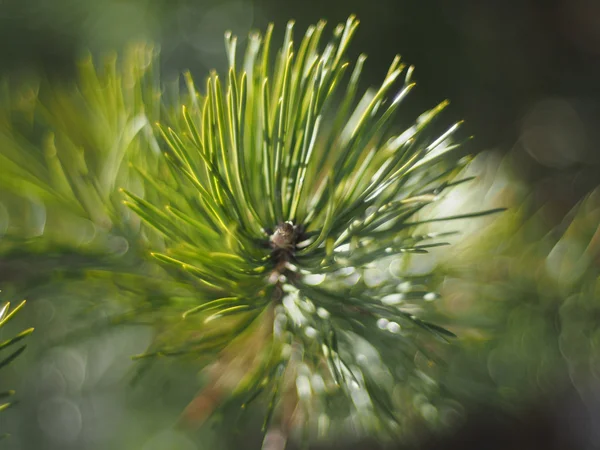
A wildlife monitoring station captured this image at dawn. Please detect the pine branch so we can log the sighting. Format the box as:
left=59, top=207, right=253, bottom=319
left=0, top=15, right=506, bottom=445
left=120, top=16, right=503, bottom=440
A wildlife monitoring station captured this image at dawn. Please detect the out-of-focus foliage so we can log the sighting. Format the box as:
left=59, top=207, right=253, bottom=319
left=423, top=152, right=600, bottom=443
left=0, top=44, right=160, bottom=266
left=0, top=44, right=187, bottom=322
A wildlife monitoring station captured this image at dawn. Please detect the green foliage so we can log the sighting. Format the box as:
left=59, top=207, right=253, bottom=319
left=122, top=16, right=503, bottom=437
left=0, top=45, right=166, bottom=300
left=0, top=16, right=504, bottom=443
left=434, top=166, right=600, bottom=410
left=0, top=300, right=33, bottom=438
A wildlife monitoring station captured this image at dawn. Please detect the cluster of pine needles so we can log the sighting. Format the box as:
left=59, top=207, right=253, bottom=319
left=0, top=16, right=503, bottom=444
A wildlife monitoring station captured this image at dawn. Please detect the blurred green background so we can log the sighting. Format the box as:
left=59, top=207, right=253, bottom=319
left=1, top=0, right=599, bottom=449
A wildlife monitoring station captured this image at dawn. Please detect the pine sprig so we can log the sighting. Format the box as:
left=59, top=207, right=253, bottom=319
left=123, top=16, right=503, bottom=437
left=0, top=300, right=33, bottom=439
left=0, top=15, right=505, bottom=443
